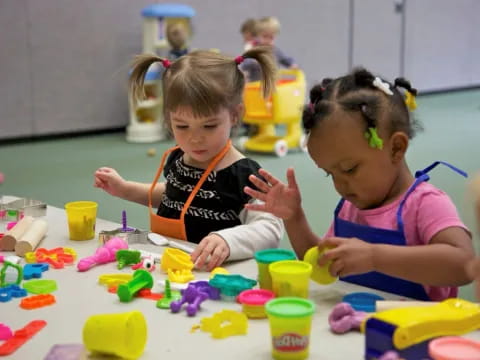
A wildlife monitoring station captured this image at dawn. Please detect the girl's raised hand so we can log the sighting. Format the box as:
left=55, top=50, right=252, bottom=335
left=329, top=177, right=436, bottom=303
left=93, top=167, right=127, bottom=198
left=244, top=167, right=302, bottom=220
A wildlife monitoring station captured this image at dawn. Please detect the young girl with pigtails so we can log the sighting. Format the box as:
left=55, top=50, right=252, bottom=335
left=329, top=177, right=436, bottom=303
left=94, top=47, right=284, bottom=271
left=245, top=68, right=474, bottom=301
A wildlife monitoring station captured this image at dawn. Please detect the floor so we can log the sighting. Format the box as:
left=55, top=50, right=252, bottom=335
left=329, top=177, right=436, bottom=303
left=1, top=89, right=479, bottom=300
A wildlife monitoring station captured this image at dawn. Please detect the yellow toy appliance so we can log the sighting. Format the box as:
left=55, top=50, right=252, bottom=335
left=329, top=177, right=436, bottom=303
left=363, top=298, right=480, bottom=360
left=239, top=69, right=306, bottom=157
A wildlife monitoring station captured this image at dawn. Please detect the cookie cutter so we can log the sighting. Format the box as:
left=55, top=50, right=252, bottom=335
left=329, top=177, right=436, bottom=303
left=98, top=210, right=149, bottom=245
left=98, top=228, right=149, bottom=245
left=0, top=198, right=47, bottom=221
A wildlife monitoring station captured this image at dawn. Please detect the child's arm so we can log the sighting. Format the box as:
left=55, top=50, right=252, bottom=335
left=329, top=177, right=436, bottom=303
left=467, top=258, right=480, bottom=299
left=466, top=173, right=480, bottom=298
left=94, top=167, right=165, bottom=206
left=378, top=228, right=472, bottom=286
left=321, top=227, right=473, bottom=286
left=190, top=202, right=284, bottom=271
left=244, top=168, right=322, bottom=258
left=212, top=202, right=284, bottom=261
left=319, top=186, right=475, bottom=287
left=374, top=228, right=473, bottom=286
left=275, top=47, right=296, bottom=68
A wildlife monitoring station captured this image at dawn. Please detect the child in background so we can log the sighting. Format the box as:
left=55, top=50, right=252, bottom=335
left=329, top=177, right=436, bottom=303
left=241, top=17, right=296, bottom=82
left=256, top=16, right=296, bottom=68
left=240, top=18, right=258, bottom=51
left=166, top=22, right=190, bottom=60
left=245, top=68, right=474, bottom=301
left=94, top=47, right=283, bottom=270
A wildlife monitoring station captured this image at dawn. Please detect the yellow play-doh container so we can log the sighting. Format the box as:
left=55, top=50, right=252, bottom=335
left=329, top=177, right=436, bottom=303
left=254, top=249, right=297, bottom=290
left=266, top=297, right=316, bottom=360
left=65, top=201, right=97, bottom=240
left=82, top=311, right=147, bottom=360
left=238, top=289, right=276, bottom=319
left=269, top=260, right=312, bottom=298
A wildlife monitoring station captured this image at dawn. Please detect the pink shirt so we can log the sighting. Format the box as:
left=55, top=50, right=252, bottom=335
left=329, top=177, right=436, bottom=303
left=324, top=182, right=470, bottom=301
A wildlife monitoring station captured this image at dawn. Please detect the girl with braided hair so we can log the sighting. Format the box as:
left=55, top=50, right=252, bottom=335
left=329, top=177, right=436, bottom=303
left=94, top=47, right=283, bottom=270
left=245, top=68, right=474, bottom=300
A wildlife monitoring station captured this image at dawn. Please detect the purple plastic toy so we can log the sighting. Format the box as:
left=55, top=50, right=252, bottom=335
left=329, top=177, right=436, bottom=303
left=170, top=284, right=209, bottom=316
left=329, top=302, right=369, bottom=334
left=44, top=344, right=86, bottom=360
left=121, top=210, right=135, bottom=232
left=77, top=237, right=128, bottom=272
left=189, top=281, right=221, bottom=300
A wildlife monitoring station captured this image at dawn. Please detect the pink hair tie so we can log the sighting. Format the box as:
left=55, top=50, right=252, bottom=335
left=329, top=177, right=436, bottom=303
left=161, top=59, right=171, bottom=68
left=309, top=103, right=315, bottom=113
left=235, top=56, right=244, bottom=65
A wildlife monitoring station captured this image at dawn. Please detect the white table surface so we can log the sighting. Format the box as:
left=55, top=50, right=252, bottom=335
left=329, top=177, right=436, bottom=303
left=1, top=197, right=479, bottom=360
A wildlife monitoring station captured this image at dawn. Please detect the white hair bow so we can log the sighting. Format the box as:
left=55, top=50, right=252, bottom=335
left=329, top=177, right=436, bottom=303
left=373, top=77, right=393, bottom=96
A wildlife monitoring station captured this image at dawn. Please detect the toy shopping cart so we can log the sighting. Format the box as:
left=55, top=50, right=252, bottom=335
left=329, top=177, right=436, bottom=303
left=239, top=69, right=306, bottom=157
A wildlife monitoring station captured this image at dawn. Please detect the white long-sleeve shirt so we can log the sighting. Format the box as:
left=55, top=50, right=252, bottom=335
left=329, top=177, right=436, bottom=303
left=213, top=200, right=284, bottom=261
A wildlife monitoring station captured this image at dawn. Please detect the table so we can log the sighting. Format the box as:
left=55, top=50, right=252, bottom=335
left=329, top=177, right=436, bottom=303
left=1, top=198, right=479, bottom=360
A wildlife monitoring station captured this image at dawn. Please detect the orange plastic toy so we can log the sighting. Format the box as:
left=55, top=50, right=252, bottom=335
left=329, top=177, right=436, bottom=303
left=20, top=294, right=56, bottom=310
left=0, top=320, right=46, bottom=355
left=25, top=247, right=76, bottom=269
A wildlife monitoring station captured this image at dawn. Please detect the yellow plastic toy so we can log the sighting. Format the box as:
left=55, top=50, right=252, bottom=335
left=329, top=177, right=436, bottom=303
left=199, top=310, right=248, bottom=339
left=98, top=274, right=133, bottom=287
left=303, top=246, right=337, bottom=285
left=83, top=311, right=147, bottom=360
left=167, top=268, right=194, bottom=283
left=160, top=248, right=194, bottom=272
left=209, top=267, right=230, bottom=279
left=239, top=69, right=307, bottom=157
left=362, top=299, right=480, bottom=350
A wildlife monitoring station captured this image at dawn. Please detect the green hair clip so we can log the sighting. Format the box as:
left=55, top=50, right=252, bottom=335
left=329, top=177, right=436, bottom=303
left=364, top=127, right=383, bottom=149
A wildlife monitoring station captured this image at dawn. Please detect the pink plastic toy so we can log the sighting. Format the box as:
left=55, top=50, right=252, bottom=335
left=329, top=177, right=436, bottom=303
left=378, top=351, right=401, bottom=360
left=328, top=302, right=368, bottom=334
left=77, top=237, right=128, bottom=272
left=6, top=222, right=17, bottom=231
left=0, top=324, right=12, bottom=341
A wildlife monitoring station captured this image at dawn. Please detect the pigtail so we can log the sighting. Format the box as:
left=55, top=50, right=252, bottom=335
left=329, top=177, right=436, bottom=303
left=129, top=54, right=170, bottom=106
left=321, top=78, right=333, bottom=88
left=353, top=68, right=376, bottom=88
left=354, top=68, right=394, bottom=96
left=242, top=46, right=277, bottom=98
left=309, top=84, right=324, bottom=105
left=394, top=78, right=417, bottom=96
left=394, top=77, right=418, bottom=111
left=302, top=84, right=324, bottom=132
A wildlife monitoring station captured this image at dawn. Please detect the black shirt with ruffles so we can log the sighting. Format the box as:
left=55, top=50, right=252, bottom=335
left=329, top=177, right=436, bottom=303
left=156, top=148, right=262, bottom=244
